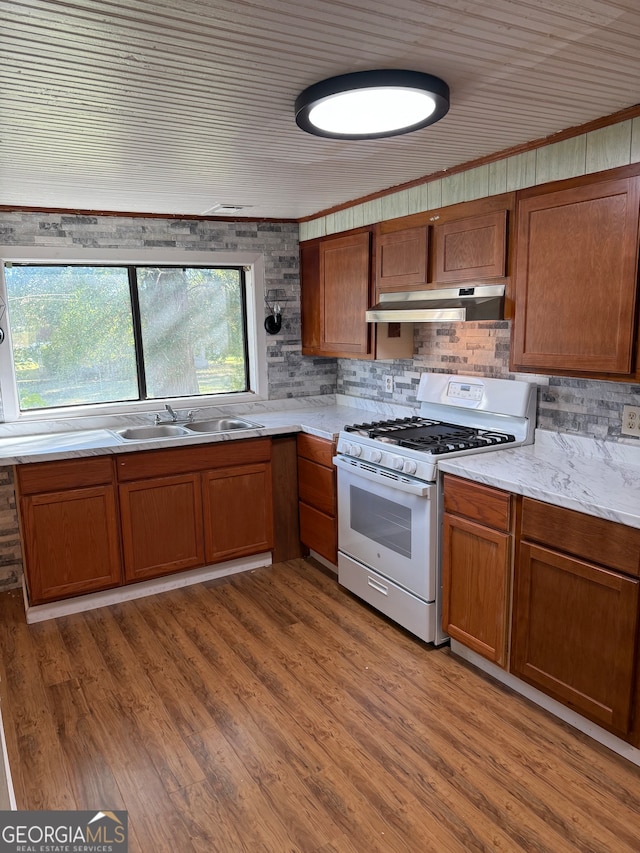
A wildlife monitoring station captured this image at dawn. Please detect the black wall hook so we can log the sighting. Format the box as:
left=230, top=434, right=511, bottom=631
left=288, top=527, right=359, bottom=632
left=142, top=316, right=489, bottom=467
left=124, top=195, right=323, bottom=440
left=264, top=313, right=282, bottom=335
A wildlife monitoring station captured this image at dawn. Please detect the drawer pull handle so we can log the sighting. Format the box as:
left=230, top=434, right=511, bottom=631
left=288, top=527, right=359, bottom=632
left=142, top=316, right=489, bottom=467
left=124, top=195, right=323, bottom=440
left=368, top=577, right=389, bottom=596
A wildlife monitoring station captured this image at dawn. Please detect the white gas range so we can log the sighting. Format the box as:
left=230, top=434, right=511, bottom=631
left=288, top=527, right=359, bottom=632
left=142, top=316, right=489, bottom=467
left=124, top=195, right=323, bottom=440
left=334, top=373, right=536, bottom=645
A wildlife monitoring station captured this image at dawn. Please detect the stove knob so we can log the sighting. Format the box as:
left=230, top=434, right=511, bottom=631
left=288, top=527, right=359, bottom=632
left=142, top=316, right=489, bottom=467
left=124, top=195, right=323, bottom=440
left=403, top=460, right=417, bottom=475
left=368, top=449, right=382, bottom=463
left=391, top=456, right=404, bottom=471
left=350, top=444, right=362, bottom=457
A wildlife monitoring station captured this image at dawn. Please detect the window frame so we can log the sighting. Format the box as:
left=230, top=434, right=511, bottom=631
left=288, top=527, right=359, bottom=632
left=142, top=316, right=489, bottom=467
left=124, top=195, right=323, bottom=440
left=0, top=247, right=268, bottom=422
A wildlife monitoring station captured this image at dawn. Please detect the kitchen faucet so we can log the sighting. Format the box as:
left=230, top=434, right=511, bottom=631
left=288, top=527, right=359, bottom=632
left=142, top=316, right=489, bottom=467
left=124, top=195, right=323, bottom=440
left=154, top=404, right=196, bottom=425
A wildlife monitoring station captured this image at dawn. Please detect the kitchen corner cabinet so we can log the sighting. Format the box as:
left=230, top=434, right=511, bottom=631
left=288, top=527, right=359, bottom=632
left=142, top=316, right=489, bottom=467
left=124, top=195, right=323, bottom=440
left=297, top=433, right=337, bottom=565
left=300, top=229, right=372, bottom=358
left=512, top=498, right=640, bottom=738
left=442, top=474, right=515, bottom=667
left=16, top=457, right=122, bottom=605
left=117, top=439, right=273, bottom=583
left=511, top=171, right=640, bottom=378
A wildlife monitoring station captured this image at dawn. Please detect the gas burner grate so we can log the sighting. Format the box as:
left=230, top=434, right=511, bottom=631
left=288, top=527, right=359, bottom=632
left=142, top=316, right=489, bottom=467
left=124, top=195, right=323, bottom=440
left=344, top=417, right=515, bottom=453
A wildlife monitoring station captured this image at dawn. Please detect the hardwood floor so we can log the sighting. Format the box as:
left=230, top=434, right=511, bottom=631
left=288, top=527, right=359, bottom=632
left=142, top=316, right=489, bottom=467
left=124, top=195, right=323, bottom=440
left=0, top=558, right=638, bottom=852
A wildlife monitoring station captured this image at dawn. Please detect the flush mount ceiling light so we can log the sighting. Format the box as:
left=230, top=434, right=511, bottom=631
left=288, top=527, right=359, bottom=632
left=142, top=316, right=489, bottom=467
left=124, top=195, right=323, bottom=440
left=295, top=69, right=450, bottom=140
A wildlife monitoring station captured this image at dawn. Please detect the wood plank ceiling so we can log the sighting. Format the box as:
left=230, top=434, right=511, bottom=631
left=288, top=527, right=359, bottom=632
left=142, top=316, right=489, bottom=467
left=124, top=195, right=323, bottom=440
left=1, top=0, right=639, bottom=219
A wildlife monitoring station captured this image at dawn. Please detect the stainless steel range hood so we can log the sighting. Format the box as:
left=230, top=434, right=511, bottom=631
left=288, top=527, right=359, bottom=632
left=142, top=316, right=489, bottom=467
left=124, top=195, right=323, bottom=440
left=366, top=285, right=505, bottom=323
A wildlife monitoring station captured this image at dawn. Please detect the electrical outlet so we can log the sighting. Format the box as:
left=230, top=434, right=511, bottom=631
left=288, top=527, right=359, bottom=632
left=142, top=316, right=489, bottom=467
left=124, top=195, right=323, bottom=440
left=622, top=405, right=640, bottom=437
left=384, top=375, right=394, bottom=393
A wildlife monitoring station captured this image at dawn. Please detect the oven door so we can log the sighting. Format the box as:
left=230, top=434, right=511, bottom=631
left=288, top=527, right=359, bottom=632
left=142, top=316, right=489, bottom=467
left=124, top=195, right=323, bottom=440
left=334, top=455, right=438, bottom=601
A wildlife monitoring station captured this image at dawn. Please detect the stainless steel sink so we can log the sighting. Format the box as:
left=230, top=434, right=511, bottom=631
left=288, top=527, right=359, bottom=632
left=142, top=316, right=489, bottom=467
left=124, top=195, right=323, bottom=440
left=114, top=424, right=189, bottom=440
left=184, top=417, right=262, bottom=433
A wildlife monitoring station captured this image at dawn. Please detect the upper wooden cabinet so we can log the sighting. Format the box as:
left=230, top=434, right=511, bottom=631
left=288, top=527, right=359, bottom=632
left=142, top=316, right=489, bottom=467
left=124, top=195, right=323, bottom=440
left=375, top=225, right=429, bottom=292
left=372, top=193, right=513, bottom=299
left=433, top=210, right=507, bottom=284
left=511, top=171, right=640, bottom=377
left=301, top=228, right=372, bottom=358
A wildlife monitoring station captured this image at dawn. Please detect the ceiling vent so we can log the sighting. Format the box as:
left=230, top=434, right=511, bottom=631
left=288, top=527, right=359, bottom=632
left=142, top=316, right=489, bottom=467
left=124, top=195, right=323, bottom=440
left=202, top=203, right=252, bottom=215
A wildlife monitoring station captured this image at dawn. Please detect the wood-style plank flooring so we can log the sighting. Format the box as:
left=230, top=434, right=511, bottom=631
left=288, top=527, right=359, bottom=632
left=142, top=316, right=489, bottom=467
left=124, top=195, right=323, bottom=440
left=0, top=558, right=638, bottom=852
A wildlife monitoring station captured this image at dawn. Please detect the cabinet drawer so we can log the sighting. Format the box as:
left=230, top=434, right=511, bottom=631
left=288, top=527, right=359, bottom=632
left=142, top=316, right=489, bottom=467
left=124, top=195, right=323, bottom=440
left=299, top=501, right=337, bottom=564
left=116, top=438, right=271, bottom=481
left=298, top=457, right=336, bottom=516
left=443, top=474, right=511, bottom=531
left=522, top=498, right=640, bottom=577
left=17, top=456, right=115, bottom=494
left=297, top=433, right=335, bottom=467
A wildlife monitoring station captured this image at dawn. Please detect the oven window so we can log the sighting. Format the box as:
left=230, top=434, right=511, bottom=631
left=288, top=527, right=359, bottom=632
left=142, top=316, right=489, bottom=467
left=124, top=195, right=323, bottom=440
left=350, top=485, right=411, bottom=558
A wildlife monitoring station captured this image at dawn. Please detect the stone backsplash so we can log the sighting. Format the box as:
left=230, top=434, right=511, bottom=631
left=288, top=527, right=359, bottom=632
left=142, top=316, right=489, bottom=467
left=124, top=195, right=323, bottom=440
left=337, top=321, right=640, bottom=443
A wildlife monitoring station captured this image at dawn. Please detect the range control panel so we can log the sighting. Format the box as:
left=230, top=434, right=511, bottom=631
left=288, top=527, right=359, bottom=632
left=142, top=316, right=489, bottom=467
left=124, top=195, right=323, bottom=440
left=446, top=381, right=484, bottom=403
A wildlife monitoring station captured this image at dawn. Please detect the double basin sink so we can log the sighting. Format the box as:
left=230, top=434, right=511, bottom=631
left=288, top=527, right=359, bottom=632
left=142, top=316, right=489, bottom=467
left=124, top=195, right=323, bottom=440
left=114, top=417, right=263, bottom=442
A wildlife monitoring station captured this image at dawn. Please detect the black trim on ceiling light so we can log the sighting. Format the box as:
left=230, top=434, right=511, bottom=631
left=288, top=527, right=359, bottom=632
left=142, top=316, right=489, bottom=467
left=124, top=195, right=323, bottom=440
left=295, top=69, right=450, bottom=140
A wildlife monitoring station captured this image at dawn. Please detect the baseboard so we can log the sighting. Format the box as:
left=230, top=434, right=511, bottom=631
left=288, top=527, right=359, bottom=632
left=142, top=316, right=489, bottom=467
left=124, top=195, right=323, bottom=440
left=23, top=553, right=273, bottom=624
left=451, top=639, right=640, bottom=768
left=309, top=550, right=338, bottom=574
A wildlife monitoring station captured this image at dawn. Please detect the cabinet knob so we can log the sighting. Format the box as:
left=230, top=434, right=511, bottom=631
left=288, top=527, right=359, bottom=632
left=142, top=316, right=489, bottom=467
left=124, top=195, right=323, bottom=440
left=429, top=215, right=440, bottom=221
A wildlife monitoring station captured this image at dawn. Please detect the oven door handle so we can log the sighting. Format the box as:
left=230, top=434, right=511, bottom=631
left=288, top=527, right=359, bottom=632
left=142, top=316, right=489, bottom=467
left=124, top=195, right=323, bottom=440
left=333, top=454, right=433, bottom=497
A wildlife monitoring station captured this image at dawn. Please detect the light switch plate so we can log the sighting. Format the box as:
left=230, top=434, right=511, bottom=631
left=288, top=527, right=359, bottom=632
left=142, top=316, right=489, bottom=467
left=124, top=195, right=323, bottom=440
left=622, top=405, right=640, bottom=437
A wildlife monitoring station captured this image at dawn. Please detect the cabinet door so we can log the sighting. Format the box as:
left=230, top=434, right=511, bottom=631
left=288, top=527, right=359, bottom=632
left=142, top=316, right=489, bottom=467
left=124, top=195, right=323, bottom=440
left=434, top=210, right=507, bottom=284
left=300, top=240, right=322, bottom=355
left=512, top=177, right=640, bottom=375
left=299, top=502, right=337, bottom=565
left=512, top=542, right=639, bottom=736
left=203, top=463, right=273, bottom=563
left=21, top=486, right=122, bottom=604
left=119, top=473, right=205, bottom=582
left=442, top=512, right=511, bottom=666
left=319, top=231, right=372, bottom=356
left=376, top=225, right=429, bottom=293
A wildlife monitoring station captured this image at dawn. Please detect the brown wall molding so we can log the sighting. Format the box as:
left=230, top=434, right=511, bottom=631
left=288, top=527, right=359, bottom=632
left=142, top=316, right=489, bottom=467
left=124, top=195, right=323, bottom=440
left=0, top=205, right=297, bottom=224
left=299, top=103, right=640, bottom=223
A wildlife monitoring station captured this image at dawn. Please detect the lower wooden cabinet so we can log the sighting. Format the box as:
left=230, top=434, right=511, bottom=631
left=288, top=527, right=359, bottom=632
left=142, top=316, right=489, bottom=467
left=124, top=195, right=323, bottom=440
left=18, top=438, right=276, bottom=602
left=297, top=433, right=337, bottom=564
left=16, top=457, right=122, bottom=605
left=442, top=474, right=514, bottom=667
left=512, top=542, right=639, bottom=736
left=119, top=473, right=205, bottom=582
left=117, top=439, right=274, bottom=583
left=512, top=498, right=640, bottom=739
left=203, top=463, right=273, bottom=562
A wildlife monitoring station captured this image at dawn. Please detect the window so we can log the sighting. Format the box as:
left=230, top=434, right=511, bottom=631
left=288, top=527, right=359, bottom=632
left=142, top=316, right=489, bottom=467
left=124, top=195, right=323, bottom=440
left=2, top=263, right=253, bottom=414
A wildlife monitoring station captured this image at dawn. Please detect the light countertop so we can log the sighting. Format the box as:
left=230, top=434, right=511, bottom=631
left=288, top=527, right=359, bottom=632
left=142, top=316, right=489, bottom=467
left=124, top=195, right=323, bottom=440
left=438, top=429, right=640, bottom=530
left=4, top=398, right=640, bottom=531
left=0, top=394, right=418, bottom=465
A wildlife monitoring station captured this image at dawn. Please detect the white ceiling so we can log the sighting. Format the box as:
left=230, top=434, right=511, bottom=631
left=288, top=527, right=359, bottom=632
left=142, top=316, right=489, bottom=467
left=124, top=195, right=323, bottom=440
left=2, top=0, right=639, bottom=220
